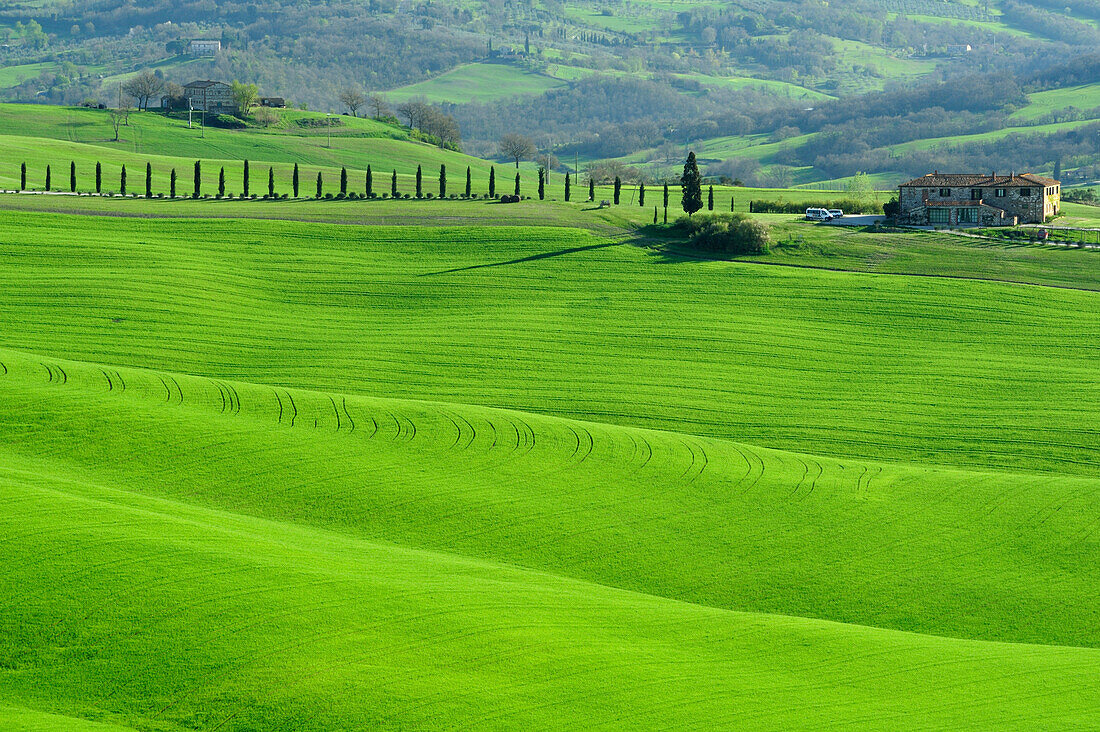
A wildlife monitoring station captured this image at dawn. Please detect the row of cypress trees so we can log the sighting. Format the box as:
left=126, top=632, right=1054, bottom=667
left=10, top=152, right=718, bottom=213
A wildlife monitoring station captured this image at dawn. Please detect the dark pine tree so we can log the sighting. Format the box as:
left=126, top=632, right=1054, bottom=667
left=45, top=164, right=51, bottom=191
left=565, top=173, right=571, bottom=202
left=70, top=161, right=76, bottom=192
left=316, top=171, right=324, bottom=198
left=439, top=164, right=446, bottom=198
left=340, top=166, right=348, bottom=195
left=514, top=172, right=520, bottom=196
left=707, top=185, right=714, bottom=211
left=489, top=166, right=496, bottom=197
left=613, top=176, right=621, bottom=205
left=243, top=159, right=250, bottom=197
left=639, top=182, right=645, bottom=207
left=366, top=165, right=373, bottom=197
left=653, top=206, right=658, bottom=224
left=145, top=162, right=152, bottom=198
left=730, top=197, right=735, bottom=213
left=218, top=167, right=226, bottom=197
left=20, top=162, right=26, bottom=191
left=268, top=166, right=275, bottom=197
left=96, top=162, right=102, bottom=193
left=663, top=182, right=669, bottom=210
left=391, top=169, right=398, bottom=198
left=415, top=165, right=422, bottom=198
left=681, top=151, right=703, bottom=216
left=589, top=177, right=595, bottom=201
left=465, top=166, right=471, bottom=198
left=292, top=163, right=300, bottom=198
left=118, top=165, right=124, bottom=196
left=170, top=168, right=177, bottom=198
left=194, top=160, right=201, bottom=198
left=537, top=167, right=545, bottom=200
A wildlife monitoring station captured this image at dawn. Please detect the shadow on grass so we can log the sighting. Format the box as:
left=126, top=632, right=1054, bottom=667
left=420, top=240, right=623, bottom=276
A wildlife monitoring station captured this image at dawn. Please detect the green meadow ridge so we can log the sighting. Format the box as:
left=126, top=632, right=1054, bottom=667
left=0, top=198, right=1097, bottom=729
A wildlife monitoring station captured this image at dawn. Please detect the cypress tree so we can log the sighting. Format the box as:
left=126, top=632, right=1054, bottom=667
left=730, top=197, right=735, bottom=213
left=639, top=182, right=645, bottom=206
left=292, top=163, right=300, bottom=198
left=514, top=172, right=520, bottom=196
left=465, top=166, right=471, bottom=198
left=193, top=160, right=201, bottom=198
left=537, top=167, right=545, bottom=200
left=415, top=164, right=422, bottom=198
left=588, top=177, right=595, bottom=201
left=316, top=171, right=323, bottom=198
left=564, top=173, right=570, bottom=201
left=663, top=182, right=669, bottom=209
left=664, top=207, right=668, bottom=224
left=20, top=162, right=26, bottom=191
left=391, top=169, right=398, bottom=198
left=268, top=166, right=275, bottom=198
left=170, top=168, right=177, bottom=198
left=366, top=165, right=373, bottom=197
left=439, top=164, right=446, bottom=198
left=96, top=162, right=102, bottom=193
left=489, top=166, right=496, bottom=197
left=219, top=167, right=226, bottom=197
left=45, top=164, right=51, bottom=191
left=680, top=151, right=703, bottom=216
left=118, top=164, right=124, bottom=196
left=613, top=176, right=621, bottom=205
left=707, top=185, right=714, bottom=211
left=145, top=162, right=152, bottom=198
left=70, top=161, right=76, bottom=193
left=243, top=159, right=250, bottom=197
left=340, top=166, right=348, bottom=195
left=653, top=206, right=658, bottom=224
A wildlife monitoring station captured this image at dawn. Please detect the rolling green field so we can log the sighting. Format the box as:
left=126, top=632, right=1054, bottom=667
left=1, top=113, right=1099, bottom=728
left=386, top=62, right=567, bottom=103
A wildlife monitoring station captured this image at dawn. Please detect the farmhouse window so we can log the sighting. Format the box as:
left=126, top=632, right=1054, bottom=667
left=939, top=188, right=951, bottom=197
left=995, top=188, right=1006, bottom=197
left=928, top=208, right=949, bottom=224
left=1020, top=188, right=1032, bottom=197
left=970, top=189, right=982, bottom=200
left=958, top=207, right=979, bottom=223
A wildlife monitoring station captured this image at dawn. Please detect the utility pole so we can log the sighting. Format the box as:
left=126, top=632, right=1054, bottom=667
left=326, top=112, right=332, bottom=148
left=201, top=88, right=206, bottom=138
left=187, top=97, right=193, bottom=129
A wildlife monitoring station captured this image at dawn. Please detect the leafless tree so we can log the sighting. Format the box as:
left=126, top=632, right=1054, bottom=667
left=108, top=107, right=127, bottom=141
left=121, top=70, right=166, bottom=111
left=339, top=88, right=367, bottom=117
left=499, top=133, right=535, bottom=168
left=367, top=93, right=389, bottom=118
left=396, top=99, right=431, bottom=129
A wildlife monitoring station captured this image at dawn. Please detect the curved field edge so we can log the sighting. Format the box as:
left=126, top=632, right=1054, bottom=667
left=0, top=211, right=1096, bottom=480
left=2, top=347, right=1099, bottom=652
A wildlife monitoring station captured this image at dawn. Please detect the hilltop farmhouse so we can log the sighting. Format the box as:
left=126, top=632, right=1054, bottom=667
left=178, top=80, right=235, bottom=113
left=896, top=172, right=1060, bottom=226
left=189, top=39, right=221, bottom=57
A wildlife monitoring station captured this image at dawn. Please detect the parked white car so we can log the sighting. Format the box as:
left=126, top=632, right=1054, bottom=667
left=805, top=208, right=832, bottom=221
left=828, top=209, right=844, bottom=219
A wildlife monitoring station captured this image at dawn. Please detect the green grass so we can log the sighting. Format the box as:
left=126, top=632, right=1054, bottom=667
left=1011, top=83, right=1100, bottom=121
left=385, top=62, right=568, bottom=103
left=0, top=61, right=56, bottom=88
left=889, top=117, right=1100, bottom=153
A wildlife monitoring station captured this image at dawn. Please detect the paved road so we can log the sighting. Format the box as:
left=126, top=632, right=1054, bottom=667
left=821, top=215, right=885, bottom=226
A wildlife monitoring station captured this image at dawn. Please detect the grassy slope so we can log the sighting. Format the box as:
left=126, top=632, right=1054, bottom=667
left=0, top=210, right=1095, bottom=479
left=385, top=62, right=568, bottom=103
left=2, top=348, right=1099, bottom=730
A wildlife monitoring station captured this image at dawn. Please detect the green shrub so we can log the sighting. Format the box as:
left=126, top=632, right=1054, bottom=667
left=324, top=192, right=334, bottom=199
left=675, top=214, right=771, bottom=255
left=211, top=114, right=247, bottom=129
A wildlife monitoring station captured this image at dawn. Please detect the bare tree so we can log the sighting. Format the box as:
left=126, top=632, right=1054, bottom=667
left=395, top=99, right=431, bottom=129
left=499, top=133, right=535, bottom=168
left=121, top=70, right=166, bottom=111
left=367, top=93, right=389, bottom=118
left=108, top=107, right=127, bottom=141
left=339, top=88, right=367, bottom=117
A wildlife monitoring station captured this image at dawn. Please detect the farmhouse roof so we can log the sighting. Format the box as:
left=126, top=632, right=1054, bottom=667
left=901, top=172, right=1058, bottom=187
left=183, top=79, right=228, bottom=89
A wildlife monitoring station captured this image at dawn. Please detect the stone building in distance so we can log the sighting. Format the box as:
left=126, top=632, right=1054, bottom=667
left=897, top=172, right=1060, bottom=226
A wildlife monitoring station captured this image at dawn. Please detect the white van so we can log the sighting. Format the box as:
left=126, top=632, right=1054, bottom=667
left=805, top=208, right=832, bottom=221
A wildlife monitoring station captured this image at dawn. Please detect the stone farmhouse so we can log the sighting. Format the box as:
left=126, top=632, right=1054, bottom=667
left=896, top=172, right=1060, bottom=226
left=179, top=80, right=235, bottom=113
left=189, top=39, right=221, bottom=57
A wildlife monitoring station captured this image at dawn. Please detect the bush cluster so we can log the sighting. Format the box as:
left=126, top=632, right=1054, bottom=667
left=675, top=213, right=771, bottom=255
left=749, top=198, right=881, bottom=214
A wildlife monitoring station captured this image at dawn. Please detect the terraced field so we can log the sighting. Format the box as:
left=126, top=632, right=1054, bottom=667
left=1, top=203, right=1098, bottom=728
